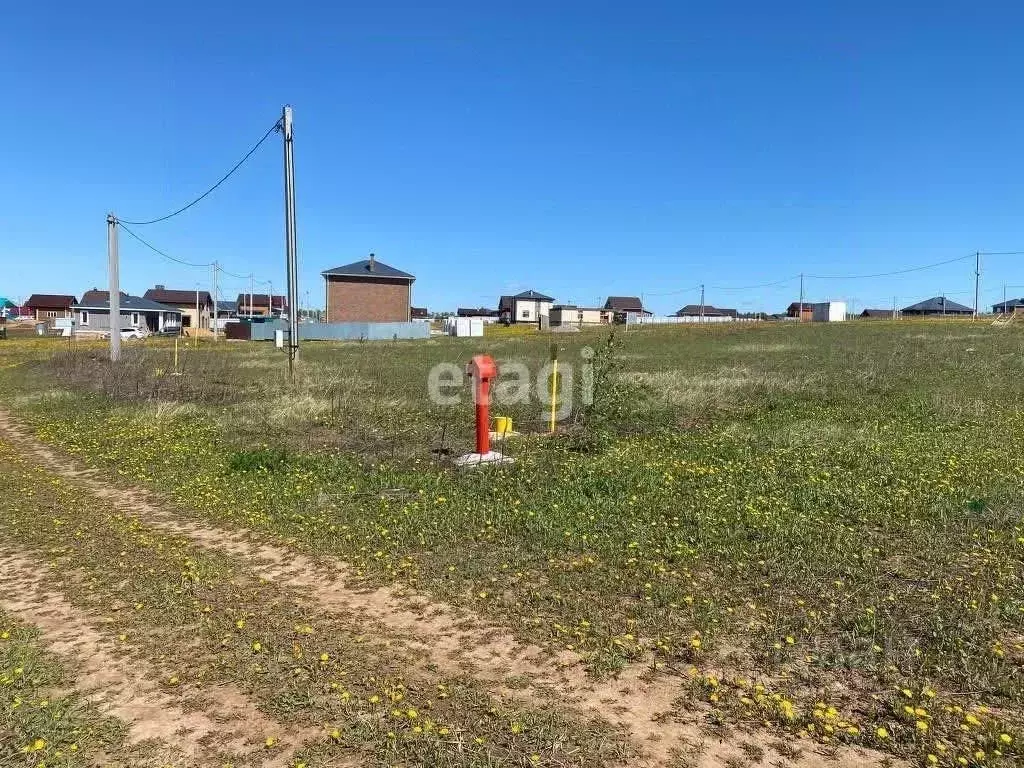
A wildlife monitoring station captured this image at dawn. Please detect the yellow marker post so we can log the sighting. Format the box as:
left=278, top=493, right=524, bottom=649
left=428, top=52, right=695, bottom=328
left=549, top=343, right=558, bottom=433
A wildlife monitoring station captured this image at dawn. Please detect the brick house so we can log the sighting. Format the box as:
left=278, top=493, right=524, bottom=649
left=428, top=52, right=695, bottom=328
left=234, top=293, right=287, bottom=318
left=322, top=254, right=415, bottom=322
left=143, top=285, right=213, bottom=330
left=25, top=294, right=77, bottom=321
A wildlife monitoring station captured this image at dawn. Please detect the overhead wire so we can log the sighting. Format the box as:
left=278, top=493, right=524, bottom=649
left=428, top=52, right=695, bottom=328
left=117, top=222, right=213, bottom=268
left=118, top=119, right=282, bottom=225
left=806, top=252, right=975, bottom=280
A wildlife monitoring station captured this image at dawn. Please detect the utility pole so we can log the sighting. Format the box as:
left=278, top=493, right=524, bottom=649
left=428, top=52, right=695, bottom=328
left=1003, top=283, right=1007, bottom=317
left=282, top=104, right=300, bottom=371
left=798, top=273, right=805, bottom=322
left=249, top=274, right=254, bottom=318
left=974, top=251, right=980, bottom=320
left=212, top=263, right=219, bottom=341
left=107, top=213, right=121, bottom=363
left=195, top=283, right=200, bottom=347
left=269, top=279, right=273, bottom=317
left=699, top=284, right=705, bottom=324
left=892, top=295, right=897, bottom=320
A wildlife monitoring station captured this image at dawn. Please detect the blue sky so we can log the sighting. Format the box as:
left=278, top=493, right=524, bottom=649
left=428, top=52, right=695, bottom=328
left=3, top=1, right=1024, bottom=314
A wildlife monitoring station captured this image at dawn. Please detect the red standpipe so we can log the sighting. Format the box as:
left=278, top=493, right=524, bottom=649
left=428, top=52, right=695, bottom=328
left=466, top=354, right=497, bottom=455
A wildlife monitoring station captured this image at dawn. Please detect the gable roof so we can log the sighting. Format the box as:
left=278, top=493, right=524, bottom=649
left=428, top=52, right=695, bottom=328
left=216, top=300, right=238, bottom=313
left=26, top=293, right=77, bottom=309
left=321, top=255, right=414, bottom=281
left=73, top=294, right=180, bottom=312
left=80, top=289, right=128, bottom=304
left=513, top=289, right=554, bottom=301
left=786, top=301, right=812, bottom=314
left=457, top=307, right=498, bottom=317
left=498, top=295, right=514, bottom=313
left=993, top=298, right=1024, bottom=312
left=235, top=294, right=287, bottom=309
left=860, top=309, right=892, bottom=318
left=901, top=296, right=973, bottom=314
left=144, top=287, right=212, bottom=305
left=677, top=304, right=737, bottom=317
left=603, top=296, right=644, bottom=312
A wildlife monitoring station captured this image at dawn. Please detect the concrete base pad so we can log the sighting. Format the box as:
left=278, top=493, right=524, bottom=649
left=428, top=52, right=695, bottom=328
left=453, top=451, right=515, bottom=468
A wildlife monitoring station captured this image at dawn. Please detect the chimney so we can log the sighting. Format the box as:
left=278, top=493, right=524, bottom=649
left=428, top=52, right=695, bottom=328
left=368, top=253, right=376, bottom=272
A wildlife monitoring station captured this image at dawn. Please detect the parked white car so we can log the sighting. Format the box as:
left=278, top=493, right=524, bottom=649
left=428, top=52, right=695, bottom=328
left=120, top=328, right=147, bottom=340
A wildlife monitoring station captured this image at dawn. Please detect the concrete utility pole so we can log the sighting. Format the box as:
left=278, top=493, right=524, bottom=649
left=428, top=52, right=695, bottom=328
left=249, top=274, right=254, bottom=317
left=798, top=273, right=805, bottom=322
left=107, top=213, right=121, bottom=362
left=282, top=104, right=299, bottom=371
left=212, top=263, right=219, bottom=341
left=892, top=295, right=897, bottom=320
left=974, top=251, right=981, bottom=319
left=268, top=279, right=273, bottom=317
left=1003, top=283, right=1007, bottom=316
left=699, top=284, right=705, bottom=324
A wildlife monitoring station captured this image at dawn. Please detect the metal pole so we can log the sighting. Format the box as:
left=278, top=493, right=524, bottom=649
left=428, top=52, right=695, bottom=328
left=283, top=104, right=300, bottom=370
left=107, top=213, right=121, bottom=362
left=269, top=279, right=273, bottom=317
left=974, top=251, right=980, bottom=319
left=249, top=274, right=254, bottom=317
left=699, top=284, right=705, bottom=324
left=212, top=263, right=219, bottom=341
left=195, top=284, right=200, bottom=346
left=1003, top=283, right=1007, bottom=316
left=798, top=273, right=804, bottom=322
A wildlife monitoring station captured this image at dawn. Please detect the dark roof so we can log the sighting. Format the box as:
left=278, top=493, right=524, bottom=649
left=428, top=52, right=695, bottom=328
left=603, top=296, right=644, bottom=312
left=26, top=293, right=76, bottom=309
left=81, top=289, right=124, bottom=304
left=786, top=302, right=812, bottom=314
left=498, top=295, right=514, bottom=313
left=216, top=300, right=238, bottom=313
left=321, top=255, right=414, bottom=281
left=677, top=304, right=737, bottom=317
left=410, top=306, right=429, bottom=318
left=457, top=307, right=498, bottom=317
left=144, top=287, right=212, bottom=305
left=992, top=298, right=1024, bottom=312
left=901, top=296, right=974, bottom=314
left=72, top=294, right=180, bottom=312
left=513, top=289, right=554, bottom=301
left=235, top=294, right=287, bottom=309
left=860, top=309, right=892, bottom=318
left=551, top=304, right=579, bottom=310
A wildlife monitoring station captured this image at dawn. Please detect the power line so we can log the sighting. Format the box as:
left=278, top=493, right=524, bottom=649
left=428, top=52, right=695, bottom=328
left=643, top=284, right=701, bottom=297
left=218, top=265, right=254, bottom=280
left=118, top=119, right=282, bottom=225
left=709, top=275, right=800, bottom=291
left=117, top=222, right=212, bottom=268
left=806, top=252, right=975, bottom=280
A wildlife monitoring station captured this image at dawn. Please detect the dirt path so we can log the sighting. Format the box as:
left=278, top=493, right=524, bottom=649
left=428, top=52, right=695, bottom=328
left=0, top=409, right=892, bottom=768
left=0, top=550, right=316, bottom=768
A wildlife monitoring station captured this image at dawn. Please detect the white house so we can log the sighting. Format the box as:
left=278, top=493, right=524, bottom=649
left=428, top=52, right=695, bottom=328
left=498, top=290, right=554, bottom=324
left=811, top=301, right=847, bottom=322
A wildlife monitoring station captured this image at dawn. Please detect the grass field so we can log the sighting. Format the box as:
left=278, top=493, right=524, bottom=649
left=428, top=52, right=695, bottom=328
left=0, top=320, right=1021, bottom=767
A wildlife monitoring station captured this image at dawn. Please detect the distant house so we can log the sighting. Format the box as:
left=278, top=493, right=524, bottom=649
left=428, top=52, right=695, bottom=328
left=72, top=294, right=182, bottom=334
left=235, top=293, right=287, bottom=318
left=215, top=300, right=238, bottom=318
left=860, top=308, right=894, bottom=319
left=25, top=294, right=77, bottom=321
left=603, top=296, right=650, bottom=318
left=410, top=306, right=429, bottom=320
left=676, top=304, right=738, bottom=319
left=785, top=302, right=813, bottom=321
left=901, top=296, right=973, bottom=316
left=457, top=307, right=499, bottom=318
left=143, top=286, right=213, bottom=330
left=992, top=298, right=1024, bottom=315
left=498, top=290, right=555, bottom=324
left=549, top=305, right=614, bottom=328
left=322, top=254, right=415, bottom=322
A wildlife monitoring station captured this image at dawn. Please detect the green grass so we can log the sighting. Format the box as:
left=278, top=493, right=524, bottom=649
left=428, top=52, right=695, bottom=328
left=1, top=320, right=1023, bottom=766
left=0, top=611, right=126, bottom=767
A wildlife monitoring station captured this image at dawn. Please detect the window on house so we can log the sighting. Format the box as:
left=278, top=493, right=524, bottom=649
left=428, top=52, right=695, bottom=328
left=45, top=310, right=57, bottom=318
left=80, top=311, right=89, bottom=326
left=521, top=309, right=530, bottom=318
left=182, top=315, right=192, bottom=328
left=131, top=312, right=140, bottom=326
